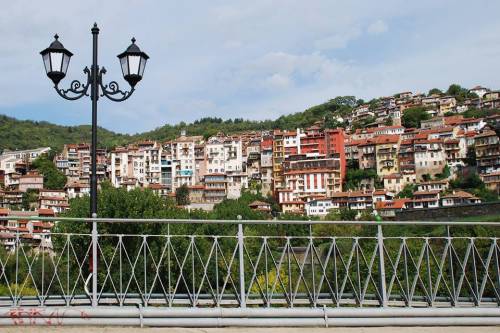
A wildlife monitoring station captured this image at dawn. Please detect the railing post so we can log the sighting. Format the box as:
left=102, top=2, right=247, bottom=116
left=377, top=224, right=388, bottom=307
left=237, top=215, right=246, bottom=308
left=92, top=215, right=98, bottom=307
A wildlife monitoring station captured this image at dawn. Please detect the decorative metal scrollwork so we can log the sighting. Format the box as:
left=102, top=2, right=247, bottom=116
left=54, top=67, right=91, bottom=100
left=99, top=67, right=135, bottom=102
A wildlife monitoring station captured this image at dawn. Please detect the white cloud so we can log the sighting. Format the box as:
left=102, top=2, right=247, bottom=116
left=263, top=73, right=291, bottom=90
left=314, top=27, right=362, bottom=50
left=367, top=20, right=388, bottom=35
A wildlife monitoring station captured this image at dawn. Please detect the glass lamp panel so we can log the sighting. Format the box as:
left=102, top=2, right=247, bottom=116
left=120, top=56, right=129, bottom=76
left=61, top=53, right=71, bottom=74
left=42, top=53, right=51, bottom=73
left=128, top=55, right=141, bottom=75
left=50, top=52, right=63, bottom=72
left=139, top=56, right=147, bottom=76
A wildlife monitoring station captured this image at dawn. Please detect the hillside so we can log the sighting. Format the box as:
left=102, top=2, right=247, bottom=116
left=0, top=96, right=357, bottom=151
left=0, top=115, right=131, bottom=152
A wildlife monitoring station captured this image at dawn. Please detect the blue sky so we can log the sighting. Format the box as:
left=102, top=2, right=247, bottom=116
left=2, top=1, right=500, bottom=134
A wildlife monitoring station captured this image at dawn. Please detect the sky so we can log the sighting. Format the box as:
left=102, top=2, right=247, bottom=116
left=1, top=1, right=500, bottom=134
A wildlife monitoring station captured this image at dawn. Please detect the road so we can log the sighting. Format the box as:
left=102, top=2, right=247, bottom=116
left=3, top=327, right=500, bottom=333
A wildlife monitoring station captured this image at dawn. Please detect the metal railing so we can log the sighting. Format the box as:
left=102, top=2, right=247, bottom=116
left=0, top=216, right=499, bottom=326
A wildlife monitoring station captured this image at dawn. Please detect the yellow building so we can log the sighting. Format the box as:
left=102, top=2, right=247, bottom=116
left=375, top=135, right=400, bottom=177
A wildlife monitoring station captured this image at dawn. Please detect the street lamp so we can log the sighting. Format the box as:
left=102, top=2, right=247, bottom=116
left=40, top=23, right=149, bottom=215
left=40, top=23, right=149, bottom=306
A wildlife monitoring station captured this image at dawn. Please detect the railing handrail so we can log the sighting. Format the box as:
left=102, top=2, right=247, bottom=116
left=1, top=215, right=499, bottom=226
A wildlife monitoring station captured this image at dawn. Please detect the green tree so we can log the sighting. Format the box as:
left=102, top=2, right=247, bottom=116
left=435, top=164, right=451, bottom=180
left=31, top=155, right=67, bottom=189
left=175, top=184, right=190, bottom=206
left=345, top=168, right=378, bottom=190
left=450, top=172, right=499, bottom=202
left=402, top=107, right=431, bottom=128
left=22, top=189, right=39, bottom=211
left=446, top=84, right=478, bottom=103
left=397, top=184, right=415, bottom=199
left=339, top=208, right=357, bottom=221
left=428, top=88, right=443, bottom=96
left=213, top=191, right=269, bottom=220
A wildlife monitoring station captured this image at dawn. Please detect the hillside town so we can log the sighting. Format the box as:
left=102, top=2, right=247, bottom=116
left=1, top=85, right=499, bottom=239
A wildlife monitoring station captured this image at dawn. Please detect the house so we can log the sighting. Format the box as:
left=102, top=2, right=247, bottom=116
left=372, top=189, right=395, bottom=203
left=411, top=190, right=440, bottom=209
left=398, top=92, right=413, bottom=99
left=374, top=135, right=400, bottom=176
left=18, top=171, right=44, bottom=192
left=38, top=189, right=69, bottom=214
left=281, top=200, right=305, bottom=214
left=348, top=190, right=374, bottom=210
left=414, top=139, right=446, bottom=181
left=304, top=198, right=333, bottom=217
left=475, top=130, right=500, bottom=174
left=188, top=185, right=205, bottom=204
left=416, top=180, right=449, bottom=192
left=148, top=183, right=169, bottom=198
left=443, top=138, right=467, bottom=169
left=441, top=191, right=481, bottom=206
left=439, top=96, right=457, bottom=115
left=65, top=181, right=90, bottom=199
left=358, top=139, right=376, bottom=170
left=121, top=178, right=139, bottom=191
left=456, top=118, right=486, bottom=133
left=421, top=117, right=445, bottom=130
left=330, top=192, right=349, bottom=210
left=375, top=199, right=410, bottom=218
left=469, top=85, right=490, bottom=98
left=383, top=174, right=404, bottom=193
left=482, top=91, right=500, bottom=109
left=481, top=171, right=500, bottom=194
left=2, top=190, right=23, bottom=208
left=203, top=174, right=227, bottom=203
left=248, top=200, right=272, bottom=213
left=398, top=139, right=415, bottom=174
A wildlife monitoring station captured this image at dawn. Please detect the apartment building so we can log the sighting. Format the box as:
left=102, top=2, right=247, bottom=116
left=358, top=139, right=376, bottom=169
left=375, top=135, right=400, bottom=176
left=260, top=136, right=274, bottom=195
left=0, top=190, right=23, bottom=208
left=171, top=133, right=203, bottom=189
left=475, top=130, right=500, bottom=173
left=246, top=137, right=262, bottom=192
left=272, top=130, right=285, bottom=192
left=18, top=171, right=44, bottom=192
left=278, top=154, right=343, bottom=210
left=414, top=139, right=446, bottom=180
left=203, top=174, right=227, bottom=203
left=443, top=137, right=467, bottom=169
left=110, top=141, right=173, bottom=189
left=65, top=181, right=90, bottom=199
left=0, top=147, right=51, bottom=163
left=481, top=171, right=500, bottom=194
left=38, top=189, right=69, bottom=214
left=206, top=134, right=246, bottom=199
left=55, top=144, right=107, bottom=185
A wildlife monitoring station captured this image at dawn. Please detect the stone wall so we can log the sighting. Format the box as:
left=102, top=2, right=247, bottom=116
left=395, top=201, right=500, bottom=221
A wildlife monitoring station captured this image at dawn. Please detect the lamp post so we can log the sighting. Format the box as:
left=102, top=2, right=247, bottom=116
left=40, top=23, right=149, bottom=306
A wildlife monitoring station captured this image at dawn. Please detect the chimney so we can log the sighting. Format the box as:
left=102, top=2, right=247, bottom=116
left=180, top=130, right=186, bottom=137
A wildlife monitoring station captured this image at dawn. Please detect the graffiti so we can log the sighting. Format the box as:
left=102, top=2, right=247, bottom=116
left=6, top=307, right=90, bottom=326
